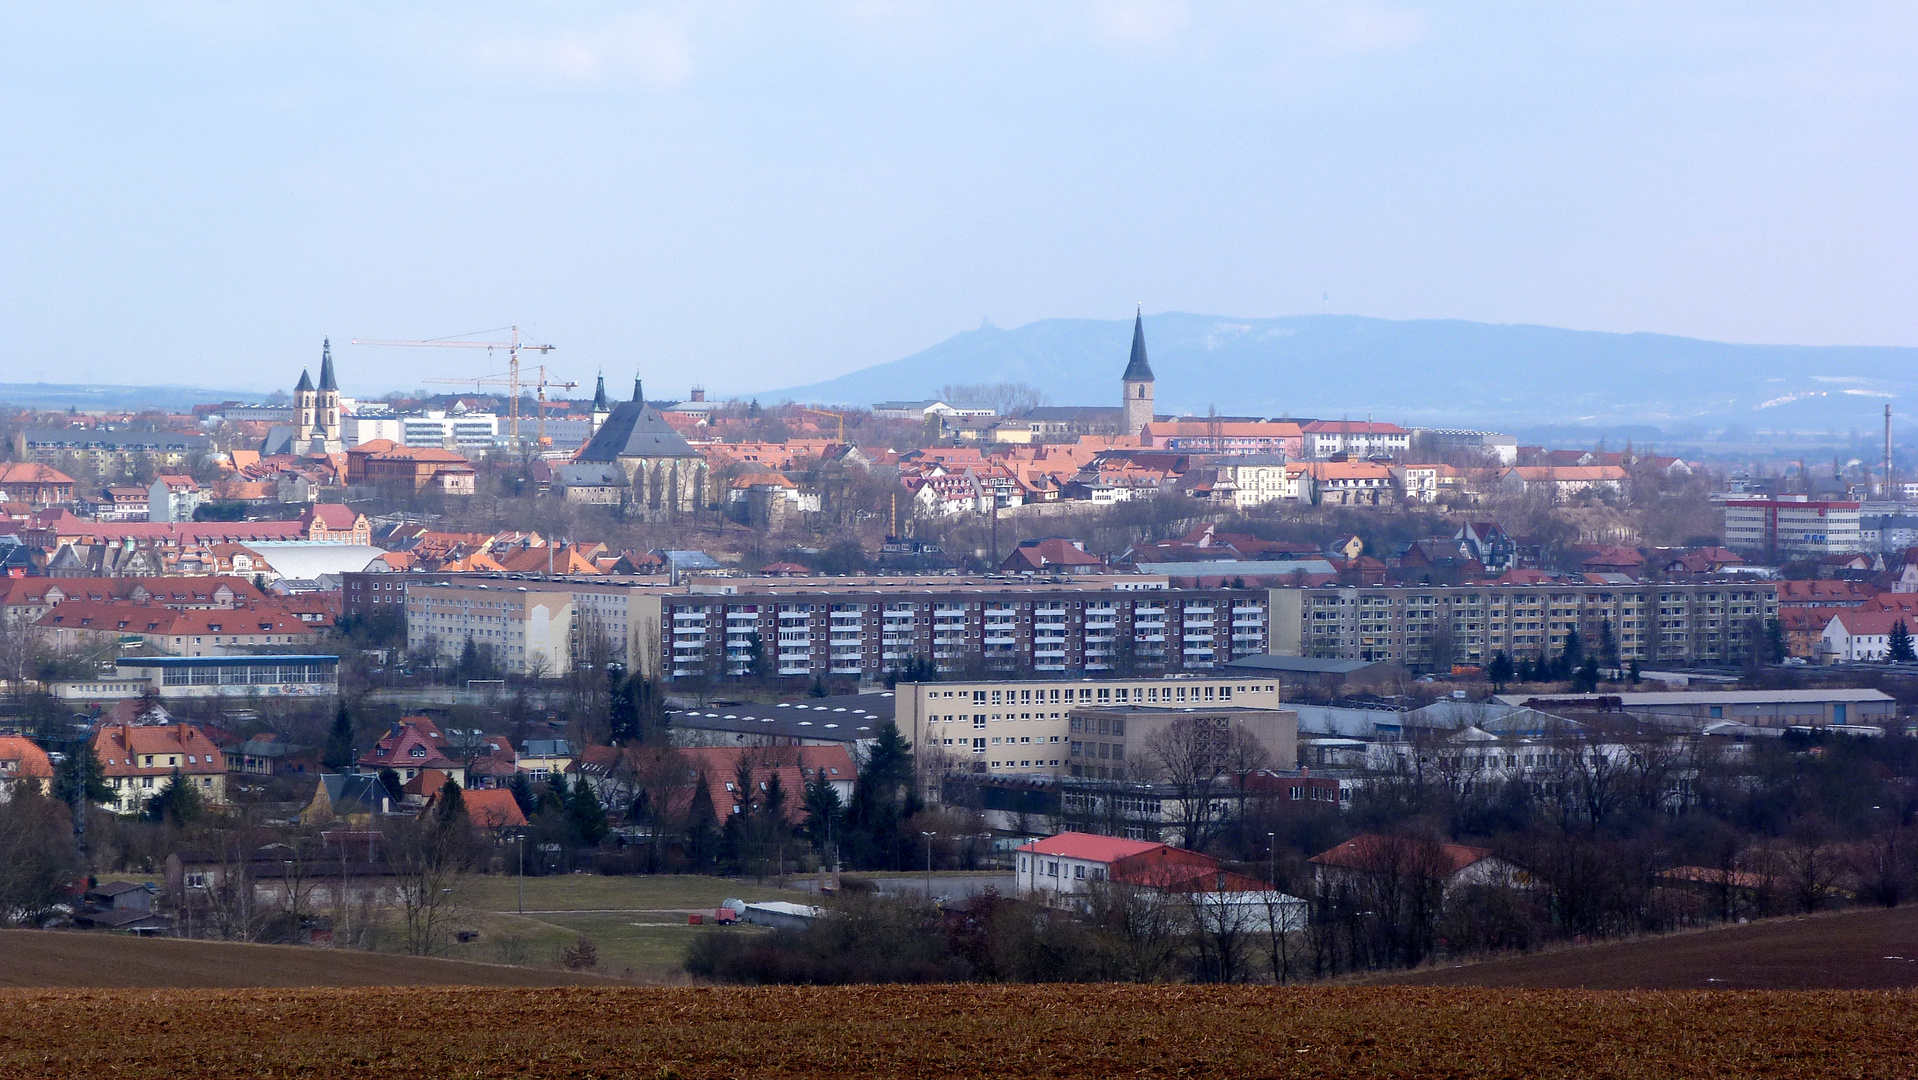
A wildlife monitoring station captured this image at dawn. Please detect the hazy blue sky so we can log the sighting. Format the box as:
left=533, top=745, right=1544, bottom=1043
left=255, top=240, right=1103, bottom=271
left=2, top=2, right=1912, bottom=396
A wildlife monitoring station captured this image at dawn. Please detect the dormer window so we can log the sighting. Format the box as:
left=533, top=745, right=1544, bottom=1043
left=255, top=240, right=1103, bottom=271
left=410, top=746, right=427, bottom=759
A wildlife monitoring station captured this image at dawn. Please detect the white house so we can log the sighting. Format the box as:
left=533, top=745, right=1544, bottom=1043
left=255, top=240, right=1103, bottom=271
left=1821, top=609, right=1913, bottom=662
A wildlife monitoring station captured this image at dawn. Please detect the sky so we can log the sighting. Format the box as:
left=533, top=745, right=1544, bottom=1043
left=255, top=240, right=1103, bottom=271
left=1, top=2, right=1913, bottom=397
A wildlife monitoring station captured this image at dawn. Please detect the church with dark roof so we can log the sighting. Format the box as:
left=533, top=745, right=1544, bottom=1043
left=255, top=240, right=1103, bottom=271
left=575, top=376, right=707, bottom=517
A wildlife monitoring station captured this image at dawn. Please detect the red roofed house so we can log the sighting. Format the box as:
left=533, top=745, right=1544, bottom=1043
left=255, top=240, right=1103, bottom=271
left=359, top=717, right=464, bottom=786
left=0, top=735, right=55, bottom=798
left=1309, top=833, right=1524, bottom=895
left=0, top=463, right=76, bottom=509
left=999, top=536, right=1106, bottom=575
left=92, top=722, right=227, bottom=813
left=1013, top=831, right=1304, bottom=925
left=1014, top=833, right=1171, bottom=895
left=445, top=787, right=529, bottom=830
left=298, top=503, right=371, bottom=545
left=1820, top=609, right=1915, bottom=662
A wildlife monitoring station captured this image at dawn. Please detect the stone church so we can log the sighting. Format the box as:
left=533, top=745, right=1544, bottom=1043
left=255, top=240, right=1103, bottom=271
left=575, top=378, right=706, bottom=517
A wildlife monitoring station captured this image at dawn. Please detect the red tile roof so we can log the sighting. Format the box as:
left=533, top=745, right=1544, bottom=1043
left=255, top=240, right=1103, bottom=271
left=1310, top=834, right=1493, bottom=875
left=1016, top=832, right=1167, bottom=864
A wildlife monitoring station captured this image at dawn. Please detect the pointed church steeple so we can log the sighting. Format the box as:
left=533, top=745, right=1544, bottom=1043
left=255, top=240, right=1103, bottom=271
left=1120, top=306, right=1155, bottom=437
left=318, top=338, right=338, bottom=392
left=633, top=375, right=645, bottom=404
left=294, top=369, right=314, bottom=394
left=592, top=371, right=609, bottom=411
left=1122, top=307, right=1154, bottom=383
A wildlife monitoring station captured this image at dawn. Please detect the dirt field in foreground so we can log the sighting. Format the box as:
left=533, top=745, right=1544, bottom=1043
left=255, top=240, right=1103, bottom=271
left=0, top=984, right=1911, bottom=1079
left=0, top=930, right=618, bottom=988
left=1373, top=904, right=1918, bottom=989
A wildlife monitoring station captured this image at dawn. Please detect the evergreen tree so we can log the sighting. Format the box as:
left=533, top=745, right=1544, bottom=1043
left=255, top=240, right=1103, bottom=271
left=1572, top=655, right=1602, bottom=692
left=800, top=767, right=844, bottom=856
left=508, top=770, right=537, bottom=815
left=1765, top=617, right=1788, bottom=663
left=685, top=772, right=718, bottom=871
left=809, top=675, right=830, bottom=698
left=146, top=769, right=203, bottom=825
left=458, top=635, right=480, bottom=680
left=565, top=775, right=609, bottom=848
left=1627, top=658, right=1642, bottom=684
left=378, top=767, right=405, bottom=804
left=1486, top=651, right=1515, bottom=691
left=1563, top=627, right=1584, bottom=669
left=435, top=776, right=466, bottom=827
left=1891, top=619, right=1916, bottom=663
left=608, top=672, right=670, bottom=745
left=323, top=701, right=355, bottom=770
left=52, top=742, right=113, bottom=807
left=845, top=720, right=919, bottom=870
left=1598, top=619, right=1620, bottom=670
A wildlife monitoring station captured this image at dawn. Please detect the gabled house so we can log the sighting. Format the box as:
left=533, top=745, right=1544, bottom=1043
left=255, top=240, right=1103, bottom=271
left=1310, top=834, right=1525, bottom=895
left=357, top=717, right=464, bottom=786
left=0, top=735, right=54, bottom=798
left=92, top=722, right=227, bottom=814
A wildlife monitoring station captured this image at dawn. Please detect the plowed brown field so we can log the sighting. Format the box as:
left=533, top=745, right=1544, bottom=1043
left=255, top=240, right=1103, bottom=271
left=1376, top=904, right=1918, bottom=989
left=1, top=985, right=1911, bottom=1079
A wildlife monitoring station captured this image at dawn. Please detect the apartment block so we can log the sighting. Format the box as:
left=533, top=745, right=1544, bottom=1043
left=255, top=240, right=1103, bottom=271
left=405, top=581, right=577, bottom=675
left=1268, top=581, right=1779, bottom=668
left=643, top=577, right=1269, bottom=683
left=396, top=574, right=1270, bottom=683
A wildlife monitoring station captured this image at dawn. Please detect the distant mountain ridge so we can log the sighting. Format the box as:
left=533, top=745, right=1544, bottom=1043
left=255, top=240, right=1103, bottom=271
left=760, top=314, right=1917, bottom=435
left=0, top=382, right=260, bottom=413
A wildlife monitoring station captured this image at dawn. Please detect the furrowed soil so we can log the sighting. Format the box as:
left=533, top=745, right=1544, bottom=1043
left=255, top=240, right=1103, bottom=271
left=0, top=930, right=619, bottom=988
left=0, top=984, right=1911, bottom=1078
left=1373, top=904, right=1918, bottom=989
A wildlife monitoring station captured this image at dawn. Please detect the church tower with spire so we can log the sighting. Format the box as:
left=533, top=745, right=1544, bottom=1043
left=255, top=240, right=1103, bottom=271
left=296, top=339, right=345, bottom=454
left=589, top=372, right=610, bottom=436
left=1121, top=309, right=1155, bottom=437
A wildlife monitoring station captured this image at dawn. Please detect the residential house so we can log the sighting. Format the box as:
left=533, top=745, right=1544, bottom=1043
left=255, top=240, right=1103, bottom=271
left=357, top=717, right=466, bottom=786
left=0, top=463, right=77, bottom=509
left=93, top=722, right=228, bottom=814
left=0, top=735, right=54, bottom=798
left=1498, top=466, right=1630, bottom=499
left=298, top=504, right=371, bottom=545
left=1000, top=537, right=1106, bottom=576
left=147, top=474, right=202, bottom=523
left=1309, top=833, right=1526, bottom=894
left=1820, top=609, right=1914, bottom=662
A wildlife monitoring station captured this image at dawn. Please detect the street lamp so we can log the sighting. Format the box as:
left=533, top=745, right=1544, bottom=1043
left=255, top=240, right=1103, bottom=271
left=1268, top=831, right=1277, bottom=890
left=516, top=831, right=526, bottom=915
left=920, top=831, right=937, bottom=902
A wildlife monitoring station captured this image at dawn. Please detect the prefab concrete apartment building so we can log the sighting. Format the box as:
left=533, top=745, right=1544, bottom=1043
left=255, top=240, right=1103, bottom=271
left=1268, top=581, right=1780, bottom=668
left=398, top=572, right=1776, bottom=678
left=397, top=574, right=1271, bottom=681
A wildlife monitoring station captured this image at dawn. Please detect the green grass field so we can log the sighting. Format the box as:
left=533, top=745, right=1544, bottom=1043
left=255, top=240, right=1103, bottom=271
left=443, top=874, right=796, bottom=979
left=458, top=872, right=792, bottom=914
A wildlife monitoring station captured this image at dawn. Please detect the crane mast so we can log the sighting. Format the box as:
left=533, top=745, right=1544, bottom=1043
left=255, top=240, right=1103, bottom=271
left=351, top=326, right=557, bottom=446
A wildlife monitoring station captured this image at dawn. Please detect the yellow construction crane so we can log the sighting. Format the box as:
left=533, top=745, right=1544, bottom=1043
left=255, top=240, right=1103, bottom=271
left=797, top=407, right=847, bottom=442
left=351, top=326, right=556, bottom=445
left=422, top=364, right=579, bottom=447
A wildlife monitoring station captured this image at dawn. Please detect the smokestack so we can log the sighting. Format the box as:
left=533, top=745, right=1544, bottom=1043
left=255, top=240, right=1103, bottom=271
left=1886, top=403, right=1894, bottom=499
